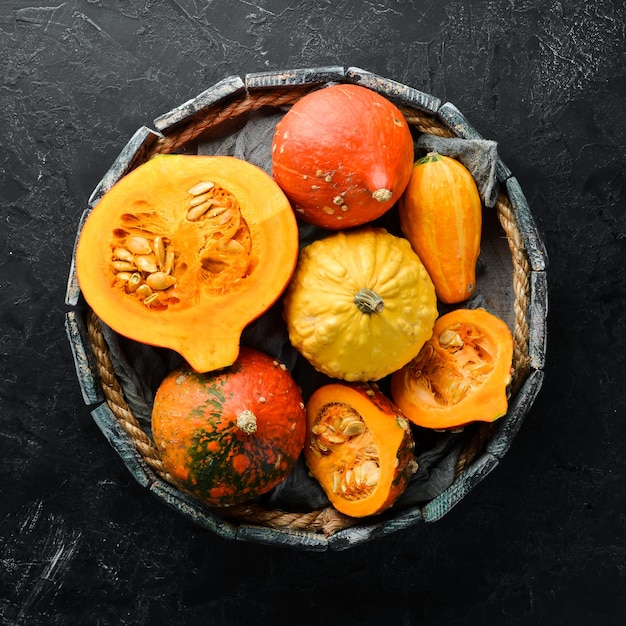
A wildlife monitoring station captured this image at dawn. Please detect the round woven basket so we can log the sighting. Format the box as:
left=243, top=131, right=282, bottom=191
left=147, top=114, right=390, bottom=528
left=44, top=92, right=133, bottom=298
left=65, top=66, right=548, bottom=551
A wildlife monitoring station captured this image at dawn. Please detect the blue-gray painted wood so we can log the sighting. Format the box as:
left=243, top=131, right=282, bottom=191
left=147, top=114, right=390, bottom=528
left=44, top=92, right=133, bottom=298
left=64, top=311, right=103, bottom=406
left=421, top=451, right=500, bottom=523
left=245, top=66, right=346, bottom=90
left=327, top=506, right=424, bottom=551
left=235, top=524, right=328, bottom=551
left=496, top=157, right=513, bottom=183
left=64, top=208, right=90, bottom=307
left=529, top=270, right=549, bottom=371
left=346, top=66, right=441, bottom=113
left=90, top=403, right=156, bottom=489
left=87, top=126, right=162, bottom=208
left=153, top=75, right=246, bottom=133
left=149, top=480, right=239, bottom=542
left=505, top=177, right=549, bottom=272
left=485, top=369, right=545, bottom=459
left=437, top=101, right=484, bottom=140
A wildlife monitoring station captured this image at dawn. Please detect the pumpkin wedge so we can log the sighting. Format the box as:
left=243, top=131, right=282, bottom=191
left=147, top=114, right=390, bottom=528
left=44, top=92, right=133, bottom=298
left=391, top=308, right=514, bottom=429
left=305, top=382, right=416, bottom=518
left=75, top=154, right=299, bottom=372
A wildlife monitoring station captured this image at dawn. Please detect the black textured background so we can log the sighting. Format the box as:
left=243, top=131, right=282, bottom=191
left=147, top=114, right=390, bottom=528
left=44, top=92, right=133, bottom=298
left=1, top=1, right=625, bottom=624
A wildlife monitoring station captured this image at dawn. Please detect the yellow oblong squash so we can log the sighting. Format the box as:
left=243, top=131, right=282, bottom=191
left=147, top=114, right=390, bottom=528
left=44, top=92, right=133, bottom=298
left=399, top=152, right=482, bottom=304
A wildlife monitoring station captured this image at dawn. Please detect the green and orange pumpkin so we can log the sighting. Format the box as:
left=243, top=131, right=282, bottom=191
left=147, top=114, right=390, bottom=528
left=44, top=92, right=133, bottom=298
left=151, top=347, right=307, bottom=506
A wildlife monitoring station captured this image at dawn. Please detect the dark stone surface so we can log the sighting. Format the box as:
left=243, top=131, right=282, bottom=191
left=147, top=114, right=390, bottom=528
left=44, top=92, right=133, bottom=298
left=1, top=0, right=625, bottom=624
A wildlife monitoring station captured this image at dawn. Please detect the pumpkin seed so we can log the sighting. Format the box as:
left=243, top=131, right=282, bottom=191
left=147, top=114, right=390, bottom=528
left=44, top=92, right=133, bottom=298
left=112, top=260, right=136, bottom=273
left=134, top=254, right=158, bottom=273
left=143, top=293, right=160, bottom=306
left=136, top=284, right=153, bottom=299
left=439, top=329, right=464, bottom=349
left=126, top=235, right=152, bottom=255
left=153, top=236, right=166, bottom=268
left=113, top=247, right=134, bottom=263
left=188, top=181, right=215, bottom=196
left=341, top=420, right=365, bottom=436
left=187, top=201, right=213, bottom=221
left=126, top=272, right=143, bottom=293
left=146, top=271, right=176, bottom=291
left=163, top=247, right=175, bottom=274
left=189, top=194, right=213, bottom=208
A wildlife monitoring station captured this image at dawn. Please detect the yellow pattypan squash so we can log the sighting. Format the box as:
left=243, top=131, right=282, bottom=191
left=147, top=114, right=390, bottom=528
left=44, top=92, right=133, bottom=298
left=283, top=227, right=438, bottom=381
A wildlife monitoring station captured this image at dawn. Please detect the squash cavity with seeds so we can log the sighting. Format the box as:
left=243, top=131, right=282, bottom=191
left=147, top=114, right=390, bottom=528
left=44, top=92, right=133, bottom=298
left=305, top=382, right=417, bottom=518
left=391, top=308, right=514, bottom=430
left=75, top=154, right=299, bottom=373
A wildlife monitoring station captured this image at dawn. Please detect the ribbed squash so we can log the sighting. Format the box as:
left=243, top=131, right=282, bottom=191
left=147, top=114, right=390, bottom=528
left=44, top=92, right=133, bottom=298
left=75, top=154, right=299, bottom=372
left=399, top=152, right=482, bottom=304
left=151, top=347, right=306, bottom=506
left=283, top=227, right=438, bottom=382
left=305, top=382, right=416, bottom=517
left=272, top=84, right=414, bottom=229
left=391, top=308, right=514, bottom=429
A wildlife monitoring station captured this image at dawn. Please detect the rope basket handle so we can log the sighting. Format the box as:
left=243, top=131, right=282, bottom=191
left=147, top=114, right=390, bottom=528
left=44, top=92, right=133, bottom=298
left=84, top=83, right=532, bottom=536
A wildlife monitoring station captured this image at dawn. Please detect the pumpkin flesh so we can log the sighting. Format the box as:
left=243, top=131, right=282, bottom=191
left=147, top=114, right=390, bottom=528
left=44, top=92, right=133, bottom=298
left=75, top=154, right=299, bottom=372
left=391, top=308, right=514, bottom=429
left=305, top=383, right=416, bottom=518
left=151, top=347, right=307, bottom=506
left=272, top=84, right=414, bottom=229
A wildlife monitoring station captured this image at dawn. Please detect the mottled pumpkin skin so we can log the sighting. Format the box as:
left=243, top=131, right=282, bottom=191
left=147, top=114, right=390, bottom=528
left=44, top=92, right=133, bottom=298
left=272, top=84, right=414, bottom=229
left=151, top=347, right=306, bottom=506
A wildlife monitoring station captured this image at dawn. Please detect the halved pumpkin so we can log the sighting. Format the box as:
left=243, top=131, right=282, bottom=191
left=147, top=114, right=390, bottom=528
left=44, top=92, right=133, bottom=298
left=75, top=154, right=299, bottom=372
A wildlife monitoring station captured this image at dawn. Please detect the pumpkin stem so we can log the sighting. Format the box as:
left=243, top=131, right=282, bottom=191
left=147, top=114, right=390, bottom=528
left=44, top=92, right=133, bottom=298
left=371, top=188, right=392, bottom=203
left=236, top=410, right=258, bottom=434
left=354, top=288, right=385, bottom=314
left=417, top=151, right=442, bottom=165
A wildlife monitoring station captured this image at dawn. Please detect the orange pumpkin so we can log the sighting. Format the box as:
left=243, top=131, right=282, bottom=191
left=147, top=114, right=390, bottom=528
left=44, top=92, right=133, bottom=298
left=399, top=152, right=482, bottom=304
left=151, top=347, right=307, bottom=506
left=75, top=154, right=299, bottom=372
left=390, top=308, right=514, bottom=430
left=305, top=382, right=416, bottom=518
left=271, top=84, right=414, bottom=229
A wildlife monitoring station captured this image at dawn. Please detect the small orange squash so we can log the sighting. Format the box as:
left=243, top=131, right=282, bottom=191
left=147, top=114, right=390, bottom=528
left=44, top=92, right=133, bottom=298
left=272, top=84, right=414, bottom=229
left=151, top=347, right=307, bottom=506
left=305, top=382, right=416, bottom=518
left=390, top=308, right=514, bottom=430
left=75, top=154, right=299, bottom=372
left=399, top=152, right=482, bottom=304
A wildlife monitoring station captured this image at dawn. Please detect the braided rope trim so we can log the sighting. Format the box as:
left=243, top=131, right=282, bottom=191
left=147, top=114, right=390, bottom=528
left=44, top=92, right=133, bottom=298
left=83, top=87, right=532, bottom=536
